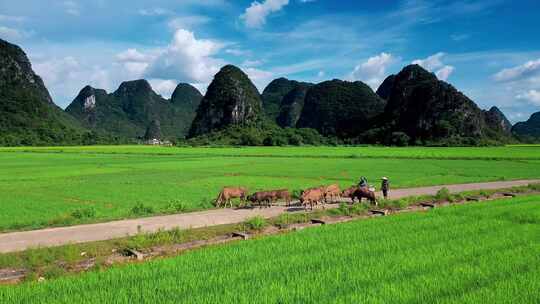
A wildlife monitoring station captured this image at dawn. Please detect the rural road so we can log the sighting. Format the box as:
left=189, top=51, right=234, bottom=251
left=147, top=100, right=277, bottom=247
left=0, top=179, right=538, bottom=253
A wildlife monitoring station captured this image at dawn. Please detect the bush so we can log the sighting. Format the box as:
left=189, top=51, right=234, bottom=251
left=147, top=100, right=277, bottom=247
left=291, top=189, right=303, bottom=199
left=328, top=203, right=352, bottom=216
left=71, top=207, right=96, bottom=220
left=274, top=213, right=310, bottom=228
left=243, top=216, right=267, bottom=231
left=529, top=183, right=540, bottom=191
left=166, top=200, right=188, bottom=213
left=42, top=265, right=67, bottom=280
left=390, top=132, right=410, bottom=146
left=350, top=203, right=368, bottom=215
left=435, top=187, right=451, bottom=201
left=130, top=203, right=155, bottom=216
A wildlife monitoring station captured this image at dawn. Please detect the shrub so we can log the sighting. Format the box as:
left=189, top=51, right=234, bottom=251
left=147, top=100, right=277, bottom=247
left=337, top=203, right=351, bottom=216
left=166, top=200, right=188, bottom=213
left=130, top=203, right=155, bottom=216
left=350, top=203, right=368, bottom=215
left=274, top=214, right=291, bottom=229
left=244, top=216, right=267, bottom=231
left=529, top=183, right=540, bottom=191
left=452, top=193, right=465, bottom=202
left=390, top=132, right=410, bottom=146
left=291, top=189, right=303, bottom=199
left=435, top=187, right=451, bottom=201
left=71, top=207, right=96, bottom=220
left=42, top=265, right=67, bottom=280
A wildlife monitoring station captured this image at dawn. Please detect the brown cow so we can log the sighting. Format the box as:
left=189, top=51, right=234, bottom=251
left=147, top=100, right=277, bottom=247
left=215, top=187, right=248, bottom=208
left=247, top=189, right=291, bottom=208
left=272, top=189, right=292, bottom=207
left=247, top=191, right=274, bottom=208
left=300, top=187, right=324, bottom=210
left=341, top=186, right=378, bottom=205
left=322, top=184, right=341, bottom=203
left=341, top=186, right=357, bottom=201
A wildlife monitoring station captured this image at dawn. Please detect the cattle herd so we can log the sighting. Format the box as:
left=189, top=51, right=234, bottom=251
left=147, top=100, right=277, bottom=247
left=215, top=184, right=378, bottom=209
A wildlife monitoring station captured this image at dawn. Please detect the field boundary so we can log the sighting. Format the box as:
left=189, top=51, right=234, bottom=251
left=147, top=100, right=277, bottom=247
left=2, top=149, right=540, bottom=161
left=0, top=179, right=538, bottom=254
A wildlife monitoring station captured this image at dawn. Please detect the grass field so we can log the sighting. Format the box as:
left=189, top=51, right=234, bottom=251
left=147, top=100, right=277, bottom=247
left=0, top=145, right=539, bottom=231
left=1, top=195, right=538, bottom=303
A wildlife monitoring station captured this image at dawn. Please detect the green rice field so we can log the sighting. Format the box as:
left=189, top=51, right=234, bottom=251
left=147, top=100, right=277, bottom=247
left=3, top=144, right=540, bottom=159
left=2, top=195, right=538, bottom=303
left=0, top=145, right=539, bottom=231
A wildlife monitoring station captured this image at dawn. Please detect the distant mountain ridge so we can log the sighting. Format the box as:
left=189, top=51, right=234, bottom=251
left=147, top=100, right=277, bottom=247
left=66, top=80, right=202, bottom=140
left=368, top=64, right=512, bottom=145
left=276, top=82, right=314, bottom=128
left=0, top=38, right=84, bottom=146
left=0, top=38, right=529, bottom=146
left=188, top=65, right=263, bottom=138
left=512, top=112, right=540, bottom=138
left=261, top=78, right=303, bottom=120
left=296, top=79, right=386, bottom=138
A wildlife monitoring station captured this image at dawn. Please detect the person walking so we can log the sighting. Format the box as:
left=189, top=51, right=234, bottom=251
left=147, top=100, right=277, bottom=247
left=381, top=177, right=390, bottom=199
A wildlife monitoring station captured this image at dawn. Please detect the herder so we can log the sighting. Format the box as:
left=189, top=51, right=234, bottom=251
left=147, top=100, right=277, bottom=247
left=381, top=177, right=390, bottom=199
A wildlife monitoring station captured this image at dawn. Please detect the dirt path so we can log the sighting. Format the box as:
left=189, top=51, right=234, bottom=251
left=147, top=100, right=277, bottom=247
left=0, top=179, right=538, bottom=253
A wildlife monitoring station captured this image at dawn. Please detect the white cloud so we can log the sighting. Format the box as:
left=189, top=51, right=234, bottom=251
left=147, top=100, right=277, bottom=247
left=243, top=67, right=274, bottom=92
left=167, top=15, right=211, bottom=30
left=34, top=56, right=80, bottom=85
left=412, top=52, right=455, bottom=80
left=317, top=70, right=325, bottom=78
left=516, top=90, right=540, bottom=106
left=144, top=29, right=225, bottom=84
left=138, top=8, right=172, bottom=16
left=115, top=49, right=155, bottom=78
left=241, top=59, right=263, bottom=67
left=412, top=52, right=445, bottom=70
left=116, top=48, right=150, bottom=62
left=225, top=48, right=249, bottom=56
left=493, top=59, right=540, bottom=82
left=63, top=1, right=80, bottom=16
left=0, top=14, right=26, bottom=23
left=451, top=33, right=470, bottom=42
left=123, top=62, right=150, bottom=77
left=350, top=52, right=396, bottom=89
left=33, top=56, right=116, bottom=106
left=435, top=65, right=454, bottom=81
left=148, top=79, right=178, bottom=98
left=0, top=26, right=32, bottom=41
left=241, top=0, right=289, bottom=29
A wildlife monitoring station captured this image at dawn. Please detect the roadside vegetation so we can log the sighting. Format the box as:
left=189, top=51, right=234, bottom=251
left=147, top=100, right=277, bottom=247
left=0, top=146, right=539, bottom=232
left=1, top=193, right=538, bottom=303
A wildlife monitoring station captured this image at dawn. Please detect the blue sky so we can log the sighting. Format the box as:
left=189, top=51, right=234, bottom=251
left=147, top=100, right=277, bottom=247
left=1, top=0, right=539, bottom=123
